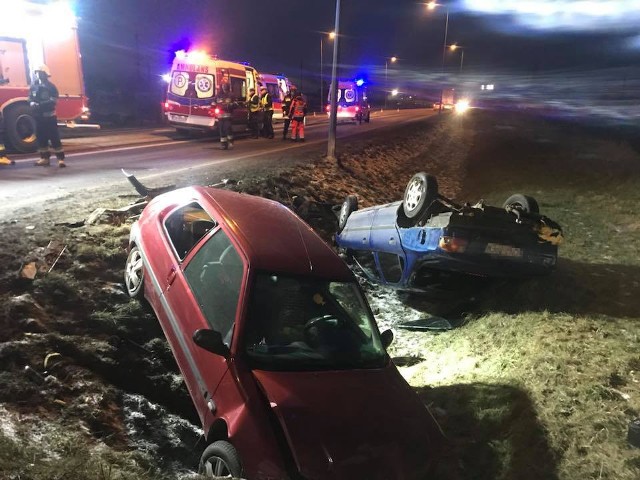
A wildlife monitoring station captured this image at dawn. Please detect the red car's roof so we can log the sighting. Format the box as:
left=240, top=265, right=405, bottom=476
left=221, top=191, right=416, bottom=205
left=190, top=187, right=352, bottom=280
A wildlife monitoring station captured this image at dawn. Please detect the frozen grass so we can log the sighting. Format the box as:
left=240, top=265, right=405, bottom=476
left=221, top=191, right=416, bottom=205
left=0, top=426, right=174, bottom=480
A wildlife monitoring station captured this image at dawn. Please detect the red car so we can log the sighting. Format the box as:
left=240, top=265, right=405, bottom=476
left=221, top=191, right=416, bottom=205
left=124, top=186, right=442, bottom=479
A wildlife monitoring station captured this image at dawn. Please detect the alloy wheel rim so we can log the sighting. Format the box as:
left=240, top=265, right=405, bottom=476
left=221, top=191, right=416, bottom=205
left=339, top=202, right=349, bottom=226
left=405, top=179, right=423, bottom=211
left=203, top=456, right=232, bottom=478
left=125, top=249, right=143, bottom=294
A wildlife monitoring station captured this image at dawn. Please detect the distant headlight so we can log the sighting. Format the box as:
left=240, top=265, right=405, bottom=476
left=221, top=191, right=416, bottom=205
left=455, top=99, right=470, bottom=114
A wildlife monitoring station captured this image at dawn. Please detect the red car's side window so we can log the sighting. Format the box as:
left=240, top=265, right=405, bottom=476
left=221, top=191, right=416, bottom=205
left=164, top=202, right=217, bottom=260
left=183, top=230, right=243, bottom=346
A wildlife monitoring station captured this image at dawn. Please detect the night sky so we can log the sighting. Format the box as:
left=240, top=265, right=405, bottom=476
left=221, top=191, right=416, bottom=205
left=73, top=0, right=640, bottom=116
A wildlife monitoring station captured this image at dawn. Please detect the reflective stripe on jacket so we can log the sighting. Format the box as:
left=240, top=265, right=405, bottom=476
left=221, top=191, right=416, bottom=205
left=248, top=94, right=260, bottom=113
left=260, top=93, right=273, bottom=111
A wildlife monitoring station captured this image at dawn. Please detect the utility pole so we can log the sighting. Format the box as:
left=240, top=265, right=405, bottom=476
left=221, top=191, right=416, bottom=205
left=327, top=0, right=341, bottom=161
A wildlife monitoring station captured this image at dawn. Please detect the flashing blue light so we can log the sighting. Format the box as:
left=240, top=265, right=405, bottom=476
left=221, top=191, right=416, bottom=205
left=355, top=79, right=365, bottom=87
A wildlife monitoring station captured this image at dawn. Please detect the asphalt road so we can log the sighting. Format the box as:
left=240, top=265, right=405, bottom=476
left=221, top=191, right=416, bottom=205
left=0, top=108, right=437, bottom=218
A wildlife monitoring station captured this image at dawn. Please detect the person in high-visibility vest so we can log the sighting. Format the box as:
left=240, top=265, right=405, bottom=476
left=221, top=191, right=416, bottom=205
left=247, top=88, right=261, bottom=139
left=260, top=86, right=274, bottom=139
left=289, top=93, right=307, bottom=142
left=281, top=87, right=296, bottom=141
left=0, top=111, right=15, bottom=166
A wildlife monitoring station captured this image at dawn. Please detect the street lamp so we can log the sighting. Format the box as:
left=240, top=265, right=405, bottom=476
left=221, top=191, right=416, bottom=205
left=320, top=31, right=336, bottom=111
left=449, top=43, right=465, bottom=74
left=426, top=1, right=449, bottom=112
left=384, top=56, right=397, bottom=110
left=327, top=1, right=341, bottom=161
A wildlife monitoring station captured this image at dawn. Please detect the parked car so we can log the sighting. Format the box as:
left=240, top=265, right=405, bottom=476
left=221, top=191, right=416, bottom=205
left=124, top=186, right=442, bottom=479
left=335, top=172, right=563, bottom=292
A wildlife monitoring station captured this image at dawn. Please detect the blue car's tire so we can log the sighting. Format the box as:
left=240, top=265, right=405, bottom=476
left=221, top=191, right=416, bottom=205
left=503, top=194, right=539, bottom=214
left=403, top=172, right=438, bottom=220
left=337, top=195, right=358, bottom=233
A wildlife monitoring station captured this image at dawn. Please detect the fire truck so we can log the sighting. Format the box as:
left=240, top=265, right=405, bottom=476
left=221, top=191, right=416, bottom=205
left=163, top=50, right=259, bottom=135
left=257, top=72, right=290, bottom=121
left=0, top=0, right=89, bottom=153
left=326, top=79, right=371, bottom=124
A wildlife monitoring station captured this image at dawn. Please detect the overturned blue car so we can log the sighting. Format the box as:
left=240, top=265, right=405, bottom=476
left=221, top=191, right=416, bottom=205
left=335, top=172, right=563, bottom=292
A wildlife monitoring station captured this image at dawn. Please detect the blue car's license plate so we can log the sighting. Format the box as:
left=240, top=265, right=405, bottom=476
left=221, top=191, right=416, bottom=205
left=485, top=243, right=522, bottom=257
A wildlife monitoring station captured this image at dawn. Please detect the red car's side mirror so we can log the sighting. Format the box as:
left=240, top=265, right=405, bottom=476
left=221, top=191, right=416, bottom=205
left=381, top=329, right=394, bottom=349
left=193, top=329, right=230, bottom=358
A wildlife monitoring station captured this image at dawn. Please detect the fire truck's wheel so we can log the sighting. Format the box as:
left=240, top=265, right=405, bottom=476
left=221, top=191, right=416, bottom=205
left=199, top=441, right=243, bottom=478
left=403, top=172, right=439, bottom=220
left=3, top=104, right=37, bottom=153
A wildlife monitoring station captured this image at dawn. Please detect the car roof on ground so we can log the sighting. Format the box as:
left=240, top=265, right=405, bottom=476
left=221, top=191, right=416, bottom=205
left=192, top=187, right=353, bottom=280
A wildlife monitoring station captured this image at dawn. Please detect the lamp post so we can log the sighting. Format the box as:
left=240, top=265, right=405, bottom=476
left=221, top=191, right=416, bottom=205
left=427, top=1, right=449, bottom=112
left=449, top=43, right=464, bottom=74
left=320, top=31, right=336, bottom=112
left=327, top=1, right=341, bottom=161
left=384, top=56, right=397, bottom=110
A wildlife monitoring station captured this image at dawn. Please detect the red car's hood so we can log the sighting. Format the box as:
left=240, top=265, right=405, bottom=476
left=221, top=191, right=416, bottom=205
left=252, top=365, right=441, bottom=479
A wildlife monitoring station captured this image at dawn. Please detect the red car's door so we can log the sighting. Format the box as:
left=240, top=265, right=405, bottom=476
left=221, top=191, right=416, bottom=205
left=157, top=202, right=246, bottom=426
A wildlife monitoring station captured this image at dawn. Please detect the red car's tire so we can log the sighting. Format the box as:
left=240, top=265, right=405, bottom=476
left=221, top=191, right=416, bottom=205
left=124, top=245, right=145, bottom=299
left=199, top=440, right=243, bottom=478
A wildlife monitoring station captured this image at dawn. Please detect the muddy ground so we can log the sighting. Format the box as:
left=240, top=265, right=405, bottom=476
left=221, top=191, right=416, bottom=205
left=0, top=110, right=637, bottom=479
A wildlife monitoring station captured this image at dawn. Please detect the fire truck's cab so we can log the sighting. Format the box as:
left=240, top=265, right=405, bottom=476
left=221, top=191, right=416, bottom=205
left=163, top=50, right=258, bottom=135
left=326, top=79, right=371, bottom=124
left=258, top=73, right=290, bottom=121
left=0, top=0, right=89, bottom=152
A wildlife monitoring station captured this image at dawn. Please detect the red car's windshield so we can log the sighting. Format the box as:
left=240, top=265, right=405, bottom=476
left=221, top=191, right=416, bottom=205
left=244, top=273, right=386, bottom=371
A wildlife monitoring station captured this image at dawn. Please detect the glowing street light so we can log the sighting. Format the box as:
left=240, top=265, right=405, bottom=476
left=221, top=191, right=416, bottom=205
left=448, top=43, right=465, bottom=73
left=384, top=56, right=397, bottom=109
left=391, top=89, right=399, bottom=96
left=320, top=30, right=336, bottom=110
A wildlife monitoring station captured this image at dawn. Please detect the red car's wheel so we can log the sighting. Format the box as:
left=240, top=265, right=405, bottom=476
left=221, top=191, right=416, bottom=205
left=124, top=245, right=145, bottom=298
left=199, top=441, right=242, bottom=478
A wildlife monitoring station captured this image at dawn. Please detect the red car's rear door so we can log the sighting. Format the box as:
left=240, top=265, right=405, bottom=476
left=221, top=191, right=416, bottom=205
left=157, top=202, right=246, bottom=426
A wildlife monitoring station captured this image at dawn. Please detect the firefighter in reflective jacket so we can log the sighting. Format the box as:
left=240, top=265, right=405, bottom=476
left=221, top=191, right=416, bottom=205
left=215, top=81, right=235, bottom=149
left=281, top=87, right=296, bottom=141
left=247, top=88, right=261, bottom=139
left=260, top=86, right=274, bottom=139
left=30, top=65, right=66, bottom=167
left=289, top=93, right=307, bottom=142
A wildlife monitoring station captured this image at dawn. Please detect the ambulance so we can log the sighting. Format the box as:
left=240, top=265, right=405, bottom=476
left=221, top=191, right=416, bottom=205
left=163, top=50, right=258, bottom=135
left=257, top=73, right=290, bottom=121
left=326, top=79, right=371, bottom=124
left=0, top=0, right=89, bottom=153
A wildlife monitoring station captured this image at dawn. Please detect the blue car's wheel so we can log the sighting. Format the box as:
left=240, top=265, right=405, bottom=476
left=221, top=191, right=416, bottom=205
left=403, top=172, right=438, bottom=220
left=503, top=194, right=539, bottom=214
left=337, top=195, right=358, bottom=233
